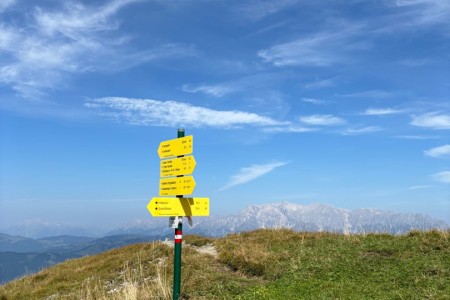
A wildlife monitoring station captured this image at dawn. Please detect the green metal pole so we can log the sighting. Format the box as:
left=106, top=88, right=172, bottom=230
left=173, top=128, right=184, bottom=300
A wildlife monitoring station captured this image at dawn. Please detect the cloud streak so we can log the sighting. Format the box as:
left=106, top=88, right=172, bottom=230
left=394, top=0, right=450, bottom=27
left=301, top=98, right=328, bottom=105
left=182, top=73, right=281, bottom=98
left=0, top=0, right=15, bottom=13
left=424, top=144, right=450, bottom=158
left=432, top=171, right=450, bottom=184
left=219, top=161, right=289, bottom=191
left=257, top=23, right=368, bottom=67
left=304, top=78, right=335, bottom=89
left=361, top=108, right=406, bottom=116
left=263, top=125, right=316, bottom=133
left=0, top=0, right=193, bottom=98
left=85, top=97, right=285, bottom=128
left=299, top=114, right=346, bottom=126
left=410, top=113, right=450, bottom=129
left=342, top=126, right=382, bottom=135
left=235, top=0, right=298, bottom=21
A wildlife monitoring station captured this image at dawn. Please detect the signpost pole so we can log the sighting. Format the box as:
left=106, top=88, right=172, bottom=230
left=173, top=128, right=184, bottom=300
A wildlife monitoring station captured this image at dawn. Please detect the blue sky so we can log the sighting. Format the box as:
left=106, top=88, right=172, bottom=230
left=0, top=0, right=449, bottom=230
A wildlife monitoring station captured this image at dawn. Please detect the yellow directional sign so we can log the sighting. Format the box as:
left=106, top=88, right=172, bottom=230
left=147, top=197, right=209, bottom=217
left=158, top=135, right=193, bottom=159
left=160, top=156, right=196, bottom=177
left=159, top=176, right=196, bottom=196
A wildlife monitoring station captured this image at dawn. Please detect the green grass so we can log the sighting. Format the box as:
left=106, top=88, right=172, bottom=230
left=1, top=229, right=449, bottom=299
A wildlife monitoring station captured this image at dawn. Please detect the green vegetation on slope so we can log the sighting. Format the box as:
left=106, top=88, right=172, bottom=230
left=0, top=229, right=449, bottom=299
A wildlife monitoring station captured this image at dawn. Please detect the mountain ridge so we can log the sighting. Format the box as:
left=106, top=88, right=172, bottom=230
left=108, top=202, right=448, bottom=236
left=4, top=203, right=447, bottom=239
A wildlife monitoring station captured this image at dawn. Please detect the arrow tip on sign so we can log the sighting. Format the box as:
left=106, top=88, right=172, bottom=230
left=186, top=216, right=193, bottom=227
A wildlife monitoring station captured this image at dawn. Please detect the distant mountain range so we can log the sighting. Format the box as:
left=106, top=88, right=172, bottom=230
left=0, top=234, right=166, bottom=283
left=108, top=202, right=449, bottom=237
left=3, top=203, right=448, bottom=239
left=1, top=202, right=447, bottom=284
left=2, top=219, right=103, bottom=239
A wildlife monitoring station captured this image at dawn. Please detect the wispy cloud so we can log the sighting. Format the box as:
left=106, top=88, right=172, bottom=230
left=342, top=126, right=382, bottom=135
left=337, top=90, right=391, bottom=99
left=410, top=113, right=450, bottom=129
left=394, top=0, right=450, bottom=27
left=245, top=20, right=289, bottom=38
left=257, top=23, right=368, bottom=67
left=182, top=73, right=280, bottom=97
left=219, top=161, right=289, bottom=191
left=361, top=108, right=406, bottom=115
left=0, top=0, right=193, bottom=98
left=395, top=135, right=440, bottom=140
left=0, top=0, right=15, bottom=13
left=85, top=97, right=285, bottom=128
left=262, top=125, right=317, bottom=133
left=299, top=114, right=346, bottom=126
left=235, top=0, right=298, bottom=21
left=304, top=78, right=335, bottom=89
left=424, top=144, right=450, bottom=158
left=408, top=185, right=430, bottom=190
left=432, top=171, right=450, bottom=184
left=301, top=98, right=328, bottom=105
left=181, top=83, right=234, bottom=97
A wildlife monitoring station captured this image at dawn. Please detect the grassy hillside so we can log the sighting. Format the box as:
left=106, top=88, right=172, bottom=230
left=0, top=234, right=164, bottom=283
left=0, top=229, right=449, bottom=299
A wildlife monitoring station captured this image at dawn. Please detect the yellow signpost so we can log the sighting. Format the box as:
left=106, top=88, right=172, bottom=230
left=160, top=156, right=196, bottom=177
left=148, top=129, right=209, bottom=300
left=159, top=176, right=196, bottom=196
left=158, top=135, right=193, bottom=159
left=147, top=197, right=209, bottom=217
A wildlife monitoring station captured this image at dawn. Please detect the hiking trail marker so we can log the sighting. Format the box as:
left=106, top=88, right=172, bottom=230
left=147, top=197, right=209, bottom=217
left=158, top=135, right=193, bottom=159
left=159, top=176, right=196, bottom=196
left=147, top=129, right=210, bottom=300
left=160, top=156, right=196, bottom=177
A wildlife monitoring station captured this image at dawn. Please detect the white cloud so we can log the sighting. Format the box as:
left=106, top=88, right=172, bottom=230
left=0, top=0, right=193, bottom=98
left=257, top=24, right=368, bottom=67
left=410, top=113, right=450, bottom=129
left=301, top=98, right=327, bottom=105
left=304, top=78, right=336, bottom=89
left=235, top=0, right=298, bottom=21
left=299, top=114, right=346, bottom=126
left=395, top=135, right=440, bottom=140
left=337, top=90, right=391, bottom=99
left=394, top=0, right=450, bottom=27
left=408, top=185, right=430, bottom=190
left=33, top=0, right=142, bottom=37
left=432, top=171, right=450, bottom=184
left=0, top=0, right=15, bottom=13
left=256, top=0, right=449, bottom=68
left=85, top=97, right=285, bottom=128
left=342, top=126, right=382, bottom=135
left=181, top=84, right=234, bottom=97
left=361, top=108, right=405, bottom=115
left=182, top=73, right=280, bottom=98
left=263, top=125, right=317, bottom=133
left=424, top=144, right=450, bottom=158
left=219, top=161, right=289, bottom=191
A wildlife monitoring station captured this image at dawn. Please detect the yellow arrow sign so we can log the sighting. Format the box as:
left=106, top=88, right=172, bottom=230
left=147, top=197, right=209, bottom=217
left=158, top=135, right=193, bottom=159
left=160, top=156, right=196, bottom=177
left=159, top=176, right=196, bottom=196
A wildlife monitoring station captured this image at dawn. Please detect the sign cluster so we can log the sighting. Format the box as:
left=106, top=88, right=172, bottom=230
left=147, top=135, right=210, bottom=217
